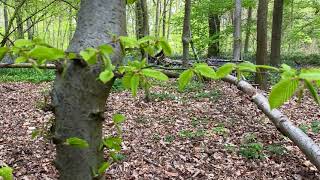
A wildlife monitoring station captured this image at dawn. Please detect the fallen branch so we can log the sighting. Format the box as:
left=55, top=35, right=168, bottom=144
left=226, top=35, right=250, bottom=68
left=0, top=63, right=56, bottom=69
left=222, top=75, right=320, bottom=170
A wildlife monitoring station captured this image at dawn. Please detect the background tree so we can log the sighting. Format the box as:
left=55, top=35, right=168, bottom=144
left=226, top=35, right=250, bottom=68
left=233, top=0, right=242, bottom=61
left=270, top=0, right=284, bottom=66
left=182, top=0, right=191, bottom=67
left=255, top=0, right=268, bottom=90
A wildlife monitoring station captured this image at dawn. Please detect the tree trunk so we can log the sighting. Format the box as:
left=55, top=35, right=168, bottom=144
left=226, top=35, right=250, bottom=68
left=244, top=7, right=252, bottom=55
left=270, top=0, right=284, bottom=66
left=162, top=0, right=167, bottom=37
left=166, top=0, right=173, bottom=40
left=3, top=0, right=9, bottom=36
left=15, top=0, right=24, bottom=39
left=233, top=0, right=242, bottom=61
left=208, top=13, right=220, bottom=58
left=255, top=0, right=268, bottom=90
left=52, top=0, right=126, bottom=180
left=154, top=0, right=160, bottom=37
left=26, top=18, right=33, bottom=40
left=135, top=0, right=149, bottom=39
left=182, top=0, right=191, bottom=67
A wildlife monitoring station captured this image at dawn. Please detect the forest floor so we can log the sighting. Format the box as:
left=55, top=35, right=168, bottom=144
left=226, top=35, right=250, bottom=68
left=1, top=80, right=320, bottom=179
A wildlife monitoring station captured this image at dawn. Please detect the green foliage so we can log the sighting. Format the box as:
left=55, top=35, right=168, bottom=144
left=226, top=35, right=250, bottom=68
left=113, top=114, right=126, bottom=124
left=194, top=89, right=221, bottom=101
left=99, top=70, right=114, bottom=84
left=65, top=137, right=89, bottom=149
left=141, top=69, right=169, bottom=81
left=269, top=78, right=299, bottom=109
left=0, top=166, right=13, bottom=180
left=311, top=120, right=320, bottom=133
left=178, top=69, right=194, bottom=91
left=0, top=68, right=54, bottom=83
left=299, top=123, right=309, bottom=133
left=266, top=144, right=287, bottom=156
left=0, top=47, right=9, bottom=60
left=194, top=63, right=216, bottom=79
left=212, top=124, right=229, bottom=136
left=150, top=92, right=176, bottom=101
left=239, top=143, right=264, bottom=159
left=216, top=63, right=235, bottom=78
left=164, top=135, right=176, bottom=143
left=178, top=129, right=207, bottom=139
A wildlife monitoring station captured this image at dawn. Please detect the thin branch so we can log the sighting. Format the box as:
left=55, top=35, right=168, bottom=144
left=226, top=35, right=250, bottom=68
left=0, top=63, right=56, bottom=69
left=59, top=0, right=78, bottom=10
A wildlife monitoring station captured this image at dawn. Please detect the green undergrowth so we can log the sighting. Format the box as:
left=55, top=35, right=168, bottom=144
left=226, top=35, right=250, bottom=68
left=0, top=68, right=55, bottom=83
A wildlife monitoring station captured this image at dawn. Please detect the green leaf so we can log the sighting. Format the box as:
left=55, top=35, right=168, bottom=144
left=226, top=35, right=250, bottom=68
left=15, top=56, right=28, bottom=63
left=131, top=74, right=140, bottom=97
left=80, top=48, right=98, bottom=65
left=14, top=39, right=34, bottom=48
left=127, top=0, right=137, bottom=4
left=0, top=47, right=8, bottom=60
left=216, top=63, right=235, bottom=78
left=305, top=80, right=320, bottom=105
left=99, top=70, right=114, bottom=83
left=103, top=137, right=122, bottom=151
left=0, top=166, right=13, bottom=180
left=122, top=73, right=133, bottom=89
left=144, top=46, right=155, bottom=56
left=280, top=64, right=296, bottom=79
left=159, top=39, right=172, bottom=56
left=28, top=46, right=65, bottom=61
left=178, top=69, right=194, bottom=91
left=65, top=137, right=89, bottom=149
left=194, top=63, right=216, bottom=79
left=237, top=61, right=256, bottom=72
left=299, top=69, right=320, bottom=80
left=138, top=36, right=156, bottom=44
left=120, top=36, right=139, bottom=49
left=113, top=114, right=126, bottom=124
left=98, top=162, right=110, bottom=175
left=141, top=69, right=169, bottom=81
left=99, top=44, right=114, bottom=56
left=269, top=78, right=299, bottom=109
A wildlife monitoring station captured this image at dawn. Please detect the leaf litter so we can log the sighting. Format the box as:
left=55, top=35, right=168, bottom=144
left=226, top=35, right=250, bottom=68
left=0, top=80, right=320, bottom=179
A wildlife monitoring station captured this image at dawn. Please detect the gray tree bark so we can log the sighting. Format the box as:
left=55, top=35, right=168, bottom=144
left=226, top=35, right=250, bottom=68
left=233, top=0, right=242, bottom=61
left=15, top=0, right=24, bottom=39
left=270, top=0, right=284, bottom=66
left=182, top=0, right=191, bottom=67
left=162, top=0, right=167, bottom=37
left=244, top=7, right=252, bottom=55
left=154, top=0, right=160, bottom=37
left=135, top=0, right=149, bottom=39
left=255, top=0, right=268, bottom=90
left=52, top=0, right=126, bottom=180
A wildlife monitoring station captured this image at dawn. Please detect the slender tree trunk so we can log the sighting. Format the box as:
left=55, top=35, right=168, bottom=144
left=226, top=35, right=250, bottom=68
left=162, top=0, right=167, bottom=37
left=208, top=13, right=220, bottom=57
left=166, top=0, right=173, bottom=40
left=255, top=0, right=268, bottom=90
left=154, top=0, right=160, bottom=37
left=52, top=0, right=126, bottom=179
left=182, top=0, right=191, bottom=67
left=135, top=0, right=149, bottom=39
left=15, top=0, right=24, bottom=39
left=244, top=7, right=252, bottom=55
left=3, top=0, right=9, bottom=46
left=270, top=0, right=284, bottom=66
left=233, top=0, right=242, bottom=61
left=26, top=18, right=33, bottom=40
left=68, top=7, right=73, bottom=42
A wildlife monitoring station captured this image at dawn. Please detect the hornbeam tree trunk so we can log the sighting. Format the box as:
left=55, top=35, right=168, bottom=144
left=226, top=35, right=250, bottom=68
left=270, top=0, right=284, bottom=66
left=51, top=0, right=126, bottom=180
left=182, top=0, right=191, bottom=67
left=135, top=0, right=149, bottom=39
left=244, top=7, right=252, bottom=55
left=255, top=0, right=268, bottom=90
left=233, top=0, right=242, bottom=61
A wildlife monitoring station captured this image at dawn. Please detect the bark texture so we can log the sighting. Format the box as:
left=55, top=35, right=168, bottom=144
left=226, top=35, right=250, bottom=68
left=208, top=14, right=220, bottom=57
left=233, top=0, right=242, bottom=61
left=182, top=0, right=191, bottom=67
left=52, top=0, right=126, bottom=180
left=270, top=0, right=284, bottom=66
left=255, top=0, right=268, bottom=90
left=135, top=0, right=149, bottom=39
left=244, top=7, right=252, bottom=55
